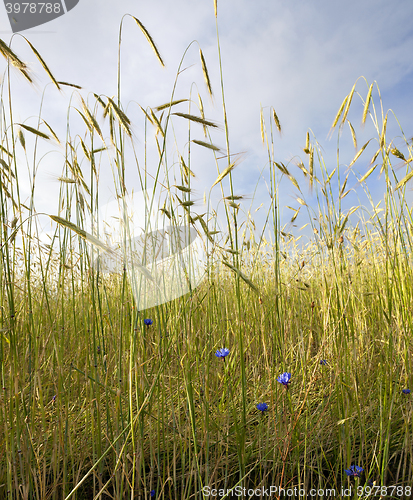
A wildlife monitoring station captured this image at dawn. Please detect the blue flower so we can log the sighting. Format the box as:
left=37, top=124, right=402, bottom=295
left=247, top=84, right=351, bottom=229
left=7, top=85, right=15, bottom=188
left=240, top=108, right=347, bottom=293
left=277, top=372, right=291, bottom=386
left=320, top=359, right=327, bottom=365
left=402, top=388, right=411, bottom=394
left=344, top=465, right=363, bottom=478
left=150, top=490, right=155, bottom=497
left=256, top=403, right=268, bottom=413
left=215, top=348, right=230, bottom=358
left=144, top=319, right=153, bottom=326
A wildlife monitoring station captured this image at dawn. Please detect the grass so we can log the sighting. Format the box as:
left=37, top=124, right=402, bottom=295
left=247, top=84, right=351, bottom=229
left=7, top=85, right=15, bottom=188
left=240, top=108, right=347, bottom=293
left=1, top=4, right=413, bottom=499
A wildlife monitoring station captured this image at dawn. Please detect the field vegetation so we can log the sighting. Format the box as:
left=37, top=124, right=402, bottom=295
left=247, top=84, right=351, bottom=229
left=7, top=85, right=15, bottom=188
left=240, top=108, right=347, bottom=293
left=1, top=3, right=413, bottom=498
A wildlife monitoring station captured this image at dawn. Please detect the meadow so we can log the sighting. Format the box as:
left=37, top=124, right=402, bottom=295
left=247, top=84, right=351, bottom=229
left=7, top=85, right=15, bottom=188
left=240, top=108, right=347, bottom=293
left=1, top=4, right=413, bottom=499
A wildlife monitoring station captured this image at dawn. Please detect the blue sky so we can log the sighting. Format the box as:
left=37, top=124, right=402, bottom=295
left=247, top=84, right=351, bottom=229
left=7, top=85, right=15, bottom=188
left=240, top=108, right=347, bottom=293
left=1, top=0, right=413, bottom=248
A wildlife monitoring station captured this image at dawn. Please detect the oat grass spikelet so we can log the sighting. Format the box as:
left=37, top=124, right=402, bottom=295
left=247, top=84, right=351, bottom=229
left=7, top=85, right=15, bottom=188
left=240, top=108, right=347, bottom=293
left=0, top=38, right=25, bottom=69
left=16, top=123, right=50, bottom=140
left=58, top=81, right=82, bottom=89
left=303, top=131, right=310, bottom=154
left=362, top=82, right=374, bottom=126
left=199, top=49, right=213, bottom=98
left=260, top=106, right=265, bottom=145
left=43, top=120, right=61, bottom=144
left=79, top=96, right=103, bottom=140
left=0, top=38, right=32, bottom=83
left=348, top=121, right=357, bottom=150
left=211, top=160, right=238, bottom=188
left=198, top=93, right=207, bottom=136
left=131, top=16, right=165, bottom=67
left=154, top=99, right=188, bottom=112
left=380, top=112, right=388, bottom=149
left=272, top=108, right=282, bottom=134
left=341, top=82, right=356, bottom=126
left=107, top=97, right=132, bottom=137
left=395, top=170, right=413, bottom=191
left=172, top=112, right=219, bottom=128
left=329, top=95, right=348, bottom=137
left=358, top=163, right=378, bottom=185
left=348, top=140, right=372, bottom=169
left=23, top=37, right=60, bottom=90
left=192, top=139, right=221, bottom=151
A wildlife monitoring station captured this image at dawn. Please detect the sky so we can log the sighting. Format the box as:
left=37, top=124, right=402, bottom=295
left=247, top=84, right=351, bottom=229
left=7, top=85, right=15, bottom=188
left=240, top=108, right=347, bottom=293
left=1, top=0, right=413, bottom=253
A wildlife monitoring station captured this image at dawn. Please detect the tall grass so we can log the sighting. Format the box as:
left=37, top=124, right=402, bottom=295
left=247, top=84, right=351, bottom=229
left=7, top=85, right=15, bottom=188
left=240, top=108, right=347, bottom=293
left=1, top=4, right=413, bottom=499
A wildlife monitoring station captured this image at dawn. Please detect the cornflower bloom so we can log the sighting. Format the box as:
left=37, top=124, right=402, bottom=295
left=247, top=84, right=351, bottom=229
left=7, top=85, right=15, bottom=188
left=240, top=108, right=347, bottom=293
left=277, top=372, right=291, bottom=387
left=144, top=319, right=153, bottom=326
left=215, top=348, right=230, bottom=359
left=344, top=465, right=363, bottom=478
left=256, top=403, right=268, bottom=413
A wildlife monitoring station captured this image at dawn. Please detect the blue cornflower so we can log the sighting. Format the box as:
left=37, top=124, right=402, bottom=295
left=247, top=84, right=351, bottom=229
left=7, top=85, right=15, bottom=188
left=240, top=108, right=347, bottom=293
left=320, top=359, right=327, bottom=365
left=402, top=388, right=411, bottom=394
left=144, top=319, right=153, bottom=326
left=277, top=372, right=291, bottom=387
left=215, top=348, right=230, bottom=359
left=344, top=465, right=363, bottom=478
left=150, top=490, right=155, bottom=497
left=256, top=403, right=268, bottom=413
